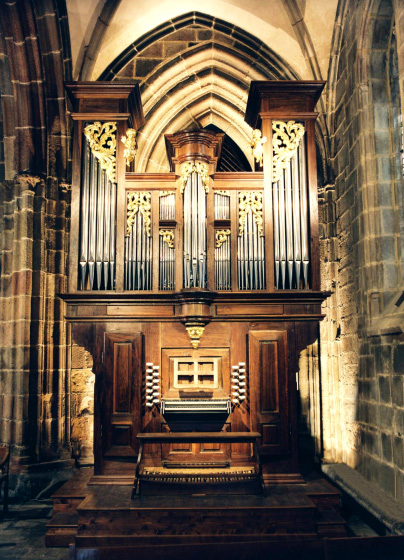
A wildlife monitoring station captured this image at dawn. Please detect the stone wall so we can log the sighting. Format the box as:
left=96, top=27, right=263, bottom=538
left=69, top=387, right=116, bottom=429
left=0, top=0, right=73, bottom=498
left=322, top=0, right=404, bottom=500
left=70, top=344, right=94, bottom=466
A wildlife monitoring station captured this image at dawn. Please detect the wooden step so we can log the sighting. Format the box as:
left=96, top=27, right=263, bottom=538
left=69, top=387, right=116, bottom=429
left=316, top=510, right=348, bottom=538
left=69, top=535, right=404, bottom=560
left=71, top=538, right=325, bottom=560
left=45, top=512, right=78, bottom=547
left=51, top=467, right=92, bottom=513
left=76, top=485, right=317, bottom=542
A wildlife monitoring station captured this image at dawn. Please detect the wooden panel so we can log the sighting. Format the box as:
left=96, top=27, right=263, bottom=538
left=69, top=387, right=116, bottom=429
left=112, top=426, right=130, bottom=446
left=106, top=305, right=174, bottom=316
left=262, top=424, right=278, bottom=445
left=249, top=330, right=289, bottom=455
left=260, top=341, right=279, bottom=412
left=216, top=304, right=283, bottom=316
left=101, top=332, right=143, bottom=474
left=113, top=343, right=131, bottom=413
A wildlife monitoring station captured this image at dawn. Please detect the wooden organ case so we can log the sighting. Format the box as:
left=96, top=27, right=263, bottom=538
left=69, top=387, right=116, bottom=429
left=63, top=80, right=329, bottom=491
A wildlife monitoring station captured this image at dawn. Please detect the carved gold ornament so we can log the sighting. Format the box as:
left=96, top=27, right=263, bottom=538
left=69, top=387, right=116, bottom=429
left=159, top=229, right=175, bottom=248
left=121, top=128, right=137, bottom=167
left=160, top=191, right=176, bottom=197
left=238, top=192, right=264, bottom=236
left=185, top=326, right=205, bottom=349
left=215, top=229, right=231, bottom=248
left=179, top=161, right=210, bottom=193
left=84, top=122, right=117, bottom=183
left=215, top=190, right=230, bottom=196
left=272, top=121, right=305, bottom=183
left=251, top=129, right=267, bottom=167
left=127, top=192, right=152, bottom=236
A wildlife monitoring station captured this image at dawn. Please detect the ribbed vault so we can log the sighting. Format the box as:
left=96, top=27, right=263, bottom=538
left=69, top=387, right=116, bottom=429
left=100, top=13, right=299, bottom=172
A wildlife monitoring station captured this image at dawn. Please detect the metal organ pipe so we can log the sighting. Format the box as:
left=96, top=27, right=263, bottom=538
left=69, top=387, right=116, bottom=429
left=299, top=140, right=309, bottom=288
left=272, top=126, right=309, bottom=289
left=79, top=134, right=116, bottom=290
left=183, top=171, right=207, bottom=289
left=159, top=192, right=175, bottom=290
left=237, top=193, right=265, bottom=291
left=214, top=192, right=231, bottom=291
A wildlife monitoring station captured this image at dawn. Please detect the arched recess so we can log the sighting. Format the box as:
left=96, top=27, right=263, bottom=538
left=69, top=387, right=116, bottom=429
left=98, top=12, right=300, bottom=172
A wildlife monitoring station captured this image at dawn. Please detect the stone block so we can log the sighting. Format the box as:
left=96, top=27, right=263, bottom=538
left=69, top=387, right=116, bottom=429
left=163, top=41, right=188, bottom=58
left=378, top=462, right=396, bottom=496
left=382, top=431, right=393, bottom=462
left=394, top=437, right=404, bottom=470
left=116, top=60, right=135, bottom=79
left=137, top=42, right=164, bottom=58
left=378, top=404, right=394, bottom=429
left=135, top=58, right=160, bottom=78
left=394, top=408, right=404, bottom=436
left=378, top=375, right=391, bottom=403
left=392, top=376, right=404, bottom=407
left=396, top=468, right=404, bottom=501
left=393, top=344, right=404, bottom=372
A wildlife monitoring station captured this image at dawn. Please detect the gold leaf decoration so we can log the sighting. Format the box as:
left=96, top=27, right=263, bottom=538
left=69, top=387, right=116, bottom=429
left=160, top=191, right=176, bottom=197
left=127, top=192, right=152, bottom=236
left=159, top=229, right=175, bottom=248
left=238, top=192, right=264, bottom=237
left=215, top=229, right=231, bottom=248
left=121, top=128, right=137, bottom=167
left=272, top=121, right=305, bottom=183
left=84, top=122, right=117, bottom=183
left=251, top=129, right=267, bottom=167
left=179, top=161, right=210, bottom=193
left=215, top=190, right=230, bottom=196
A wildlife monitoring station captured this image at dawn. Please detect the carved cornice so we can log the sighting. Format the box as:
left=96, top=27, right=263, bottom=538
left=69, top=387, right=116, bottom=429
left=272, top=121, right=305, bottom=183
left=238, top=192, right=264, bottom=236
left=84, top=121, right=117, bottom=183
left=127, top=192, right=152, bottom=236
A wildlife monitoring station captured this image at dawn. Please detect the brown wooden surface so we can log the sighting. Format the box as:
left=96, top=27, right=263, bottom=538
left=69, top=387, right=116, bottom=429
left=70, top=539, right=325, bottom=560
left=137, top=432, right=261, bottom=443
left=101, top=332, right=142, bottom=470
left=249, top=330, right=289, bottom=456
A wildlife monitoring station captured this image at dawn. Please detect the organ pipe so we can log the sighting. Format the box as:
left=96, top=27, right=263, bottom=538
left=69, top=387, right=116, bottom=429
left=271, top=121, right=309, bottom=289
left=79, top=124, right=117, bottom=290
left=183, top=169, right=207, bottom=289
left=125, top=192, right=152, bottom=290
left=237, top=192, right=265, bottom=290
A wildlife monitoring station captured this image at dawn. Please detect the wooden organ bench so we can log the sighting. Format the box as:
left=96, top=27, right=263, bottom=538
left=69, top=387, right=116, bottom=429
left=132, top=432, right=264, bottom=498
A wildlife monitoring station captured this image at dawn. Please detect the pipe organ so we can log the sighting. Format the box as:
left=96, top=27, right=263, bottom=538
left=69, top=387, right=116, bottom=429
left=63, top=80, right=329, bottom=488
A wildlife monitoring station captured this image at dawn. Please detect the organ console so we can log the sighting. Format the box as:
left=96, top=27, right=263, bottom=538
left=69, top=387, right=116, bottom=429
left=63, top=79, right=329, bottom=490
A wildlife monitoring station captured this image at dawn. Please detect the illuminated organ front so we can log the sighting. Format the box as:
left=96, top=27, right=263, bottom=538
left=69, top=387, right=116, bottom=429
left=63, top=79, right=328, bottom=490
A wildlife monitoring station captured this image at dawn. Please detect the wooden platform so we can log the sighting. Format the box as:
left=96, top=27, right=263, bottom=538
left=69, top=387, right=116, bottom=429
left=69, top=535, right=404, bottom=560
left=47, top=469, right=348, bottom=548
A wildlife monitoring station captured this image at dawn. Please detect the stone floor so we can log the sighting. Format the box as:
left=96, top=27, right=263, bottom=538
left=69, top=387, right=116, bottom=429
left=0, top=498, right=378, bottom=560
left=0, top=501, right=67, bottom=560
